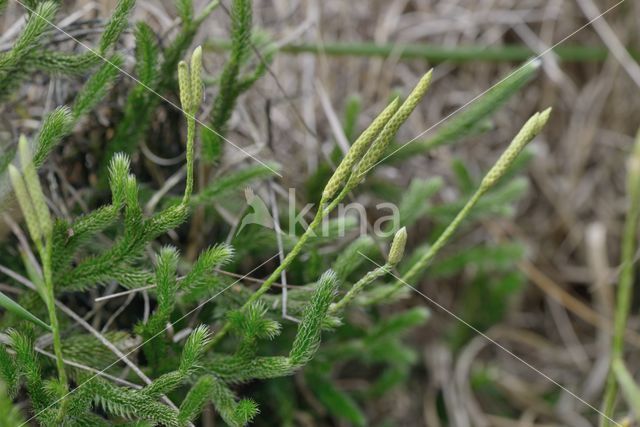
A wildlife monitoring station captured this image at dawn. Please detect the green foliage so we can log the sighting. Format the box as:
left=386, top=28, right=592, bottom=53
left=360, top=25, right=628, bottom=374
left=449, top=271, right=523, bottom=349
left=102, top=0, right=220, bottom=176
left=377, top=109, right=550, bottom=302
left=101, top=22, right=159, bottom=167
left=295, top=307, right=429, bottom=425
left=228, top=301, right=281, bottom=351
left=331, top=235, right=377, bottom=282
left=202, top=0, right=252, bottom=161
left=202, top=0, right=274, bottom=162
left=208, top=377, right=259, bottom=427
left=60, top=332, right=133, bottom=371
left=72, top=58, right=123, bottom=120
left=8, top=329, right=56, bottom=423
left=0, top=344, right=18, bottom=397
left=0, top=0, right=134, bottom=102
left=289, top=271, right=339, bottom=365
left=33, top=107, right=73, bottom=167
left=0, top=380, right=25, bottom=426
left=138, top=247, right=180, bottom=370
left=53, top=146, right=195, bottom=291
left=29, top=56, right=123, bottom=170
left=0, top=0, right=134, bottom=199
left=203, top=271, right=339, bottom=386
left=0, top=1, right=58, bottom=99
left=394, top=177, right=444, bottom=229
left=91, top=378, right=179, bottom=425
left=0, top=3, right=547, bottom=424
left=30, top=51, right=99, bottom=76
left=99, top=0, right=137, bottom=54
left=188, top=163, right=282, bottom=207
left=178, top=376, right=213, bottom=425
left=305, top=368, right=366, bottom=427
left=152, top=246, right=180, bottom=329
left=612, top=358, right=640, bottom=423
left=179, top=325, right=211, bottom=373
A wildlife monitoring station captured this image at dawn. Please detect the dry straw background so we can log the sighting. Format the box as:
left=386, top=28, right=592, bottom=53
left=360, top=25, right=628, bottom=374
left=2, top=0, right=640, bottom=425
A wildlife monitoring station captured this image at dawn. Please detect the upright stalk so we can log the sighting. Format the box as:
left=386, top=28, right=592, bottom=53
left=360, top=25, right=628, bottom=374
left=38, top=229, right=69, bottom=423
left=369, top=190, right=484, bottom=304
left=330, top=263, right=391, bottom=313
left=248, top=210, right=326, bottom=304
left=601, top=130, right=640, bottom=426
left=8, top=137, right=67, bottom=385
left=42, top=237, right=67, bottom=387
left=182, top=117, right=196, bottom=205
left=209, top=191, right=348, bottom=347
left=209, top=72, right=433, bottom=348
left=403, top=190, right=483, bottom=285
left=372, top=108, right=551, bottom=303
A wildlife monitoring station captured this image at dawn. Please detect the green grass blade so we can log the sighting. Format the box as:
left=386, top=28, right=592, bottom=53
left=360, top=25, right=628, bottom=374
left=0, top=291, right=51, bottom=331
left=207, top=39, right=639, bottom=63
left=612, top=358, right=640, bottom=421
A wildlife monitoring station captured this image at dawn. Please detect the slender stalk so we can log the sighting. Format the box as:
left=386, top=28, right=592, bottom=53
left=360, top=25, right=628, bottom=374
left=246, top=210, right=325, bottom=305
left=371, top=190, right=483, bottom=304
left=182, top=116, right=196, bottom=205
left=408, top=190, right=482, bottom=284
left=41, top=234, right=69, bottom=424
left=9, top=136, right=69, bottom=407
left=195, top=0, right=220, bottom=24
left=41, top=237, right=66, bottom=387
left=209, top=212, right=322, bottom=346
left=205, top=39, right=640, bottom=63
left=601, top=131, right=640, bottom=426
left=330, top=263, right=391, bottom=313
left=208, top=74, right=431, bottom=347
left=372, top=109, right=550, bottom=303
left=209, top=189, right=349, bottom=347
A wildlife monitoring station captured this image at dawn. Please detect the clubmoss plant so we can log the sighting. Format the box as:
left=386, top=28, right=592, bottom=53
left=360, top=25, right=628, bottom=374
left=208, top=70, right=433, bottom=347
left=0, top=380, right=25, bottom=426
left=101, top=0, right=221, bottom=178
left=1, top=45, right=411, bottom=425
left=374, top=108, right=551, bottom=302
left=8, top=136, right=68, bottom=401
left=330, top=227, right=407, bottom=314
left=0, top=0, right=133, bottom=99
left=385, top=59, right=541, bottom=162
left=0, top=3, right=554, bottom=424
left=202, top=0, right=275, bottom=162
